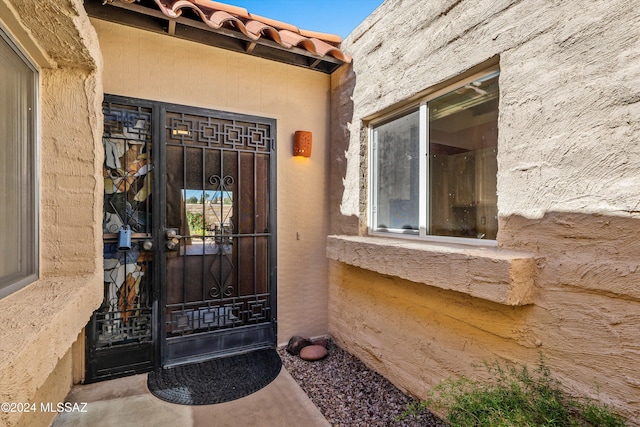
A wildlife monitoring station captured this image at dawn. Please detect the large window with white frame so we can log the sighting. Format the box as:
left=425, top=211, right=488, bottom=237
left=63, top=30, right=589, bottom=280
left=370, top=68, right=499, bottom=242
left=0, top=26, right=38, bottom=298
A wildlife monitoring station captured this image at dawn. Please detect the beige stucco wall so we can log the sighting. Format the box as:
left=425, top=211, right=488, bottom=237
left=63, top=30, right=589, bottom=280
left=330, top=0, right=640, bottom=424
left=92, top=18, right=331, bottom=344
left=0, top=1, right=104, bottom=426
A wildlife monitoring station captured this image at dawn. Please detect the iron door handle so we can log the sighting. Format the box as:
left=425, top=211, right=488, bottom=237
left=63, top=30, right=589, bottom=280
left=165, top=228, right=182, bottom=250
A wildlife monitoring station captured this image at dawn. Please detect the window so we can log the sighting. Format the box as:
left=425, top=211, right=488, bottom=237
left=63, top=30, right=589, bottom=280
left=370, top=69, right=499, bottom=242
left=0, top=27, right=38, bottom=298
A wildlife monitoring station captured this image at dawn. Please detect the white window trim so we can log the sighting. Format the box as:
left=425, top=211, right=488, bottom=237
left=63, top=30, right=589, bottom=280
left=368, top=66, right=500, bottom=247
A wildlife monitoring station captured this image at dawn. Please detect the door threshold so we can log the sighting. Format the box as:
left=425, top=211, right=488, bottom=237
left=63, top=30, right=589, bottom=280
left=163, top=342, right=273, bottom=368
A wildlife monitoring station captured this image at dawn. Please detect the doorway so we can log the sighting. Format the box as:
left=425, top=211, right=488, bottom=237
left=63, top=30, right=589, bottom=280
left=86, top=95, right=277, bottom=381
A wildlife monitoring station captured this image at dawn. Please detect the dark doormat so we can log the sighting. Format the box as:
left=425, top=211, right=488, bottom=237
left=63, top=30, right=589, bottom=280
left=147, top=348, right=282, bottom=405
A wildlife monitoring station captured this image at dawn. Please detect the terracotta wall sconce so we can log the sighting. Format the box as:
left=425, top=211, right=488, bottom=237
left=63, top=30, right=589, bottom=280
left=293, top=130, right=312, bottom=158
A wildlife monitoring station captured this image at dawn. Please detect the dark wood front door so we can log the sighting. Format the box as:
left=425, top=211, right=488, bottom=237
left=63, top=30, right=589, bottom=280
left=160, top=105, right=277, bottom=366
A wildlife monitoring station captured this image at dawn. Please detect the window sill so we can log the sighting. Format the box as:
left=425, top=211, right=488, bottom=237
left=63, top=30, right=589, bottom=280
left=326, top=235, right=537, bottom=306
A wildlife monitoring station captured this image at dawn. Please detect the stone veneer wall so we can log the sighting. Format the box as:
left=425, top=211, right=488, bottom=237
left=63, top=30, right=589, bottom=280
left=0, top=1, right=104, bottom=427
left=329, top=0, right=640, bottom=423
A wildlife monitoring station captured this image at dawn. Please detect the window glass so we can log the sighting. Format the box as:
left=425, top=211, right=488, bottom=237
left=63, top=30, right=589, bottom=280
left=0, top=29, right=37, bottom=297
left=370, top=70, right=499, bottom=241
left=429, top=72, right=499, bottom=239
left=373, top=110, right=419, bottom=233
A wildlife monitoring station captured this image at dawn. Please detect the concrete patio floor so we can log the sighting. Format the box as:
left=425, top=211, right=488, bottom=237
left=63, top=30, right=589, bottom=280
left=52, top=368, right=329, bottom=427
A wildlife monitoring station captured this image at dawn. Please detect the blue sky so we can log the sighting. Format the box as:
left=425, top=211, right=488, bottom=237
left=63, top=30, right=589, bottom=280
left=226, top=0, right=383, bottom=39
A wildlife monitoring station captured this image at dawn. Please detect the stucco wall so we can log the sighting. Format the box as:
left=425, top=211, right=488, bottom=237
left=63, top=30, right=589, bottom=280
left=0, top=1, right=104, bottom=426
left=330, top=0, right=640, bottom=423
left=92, top=18, right=331, bottom=344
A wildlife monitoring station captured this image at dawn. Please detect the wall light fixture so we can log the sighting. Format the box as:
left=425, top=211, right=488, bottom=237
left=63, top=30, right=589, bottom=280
left=293, top=130, right=312, bottom=158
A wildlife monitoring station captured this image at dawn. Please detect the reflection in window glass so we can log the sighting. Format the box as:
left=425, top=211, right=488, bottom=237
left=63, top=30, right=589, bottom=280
left=0, top=29, right=37, bottom=298
left=373, top=110, right=420, bottom=233
left=370, top=70, right=499, bottom=241
left=429, top=72, right=499, bottom=239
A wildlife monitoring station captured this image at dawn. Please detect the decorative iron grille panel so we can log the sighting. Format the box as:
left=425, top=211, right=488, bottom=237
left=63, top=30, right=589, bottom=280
left=95, top=241, right=153, bottom=347
left=167, top=294, right=271, bottom=336
left=89, top=97, right=276, bottom=378
left=163, top=107, right=274, bottom=360
left=94, top=100, right=154, bottom=347
left=165, top=111, right=273, bottom=152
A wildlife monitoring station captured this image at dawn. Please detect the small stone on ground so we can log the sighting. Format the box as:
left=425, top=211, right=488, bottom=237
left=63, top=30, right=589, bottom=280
left=286, top=335, right=313, bottom=355
left=299, top=345, right=328, bottom=361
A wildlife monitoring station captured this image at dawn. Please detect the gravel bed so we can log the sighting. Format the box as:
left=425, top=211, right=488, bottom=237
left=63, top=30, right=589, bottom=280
left=278, top=339, right=446, bottom=427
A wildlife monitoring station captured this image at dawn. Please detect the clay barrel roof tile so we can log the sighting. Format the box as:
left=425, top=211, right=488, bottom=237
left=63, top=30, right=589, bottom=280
left=148, top=0, right=351, bottom=63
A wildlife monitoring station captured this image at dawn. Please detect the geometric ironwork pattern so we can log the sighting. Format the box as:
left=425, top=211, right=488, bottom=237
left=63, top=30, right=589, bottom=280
left=86, top=96, right=157, bottom=383
left=90, top=97, right=277, bottom=377
left=166, top=111, right=272, bottom=152
left=95, top=238, right=153, bottom=346
left=95, top=309, right=153, bottom=348
left=95, top=100, right=154, bottom=347
left=163, top=106, right=275, bottom=363
left=167, top=294, right=271, bottom=335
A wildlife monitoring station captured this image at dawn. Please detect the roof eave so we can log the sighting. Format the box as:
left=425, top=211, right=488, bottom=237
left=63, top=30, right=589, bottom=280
left=85, top=0, right=350, bottom=74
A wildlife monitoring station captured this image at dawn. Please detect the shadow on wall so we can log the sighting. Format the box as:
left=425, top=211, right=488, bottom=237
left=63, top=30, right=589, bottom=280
left=330, top=63, right=359, bottom=235
left=328, top=257, right=640, bottom=422
left=498, top=211, right=640, bottom=301
left=328, top=210, right=640, bottom=423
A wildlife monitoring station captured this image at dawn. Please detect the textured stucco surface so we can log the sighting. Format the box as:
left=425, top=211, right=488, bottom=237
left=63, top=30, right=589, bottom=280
left=330, top=0, right=640, bottom=423
left=0, top=1, right=104, bottom=426
left=5, top=0, right=101, bottom=69
left=327, top=235, right=536, bottom=305
left=329, top=261, right=640, bottom=420
left=335, top=0, right=640, bottom=222
left=93, top=18, right=331, bottom=344
left=15, top=349, right=73, bottom=427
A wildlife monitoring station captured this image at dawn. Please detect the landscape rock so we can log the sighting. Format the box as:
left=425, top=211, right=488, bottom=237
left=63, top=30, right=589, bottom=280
left=278, top=338, right=445, bottom=426
left=286, top=335, right=312, bottom=355
left=299, top=345, right=328, bottom=361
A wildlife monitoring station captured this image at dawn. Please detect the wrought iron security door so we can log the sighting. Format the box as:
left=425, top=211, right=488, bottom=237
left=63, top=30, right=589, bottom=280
left=86, top=95, right=276, bottom=381
left=161, top=106, right=277, bottom=366
left=86, top=97, right=156, bottom=383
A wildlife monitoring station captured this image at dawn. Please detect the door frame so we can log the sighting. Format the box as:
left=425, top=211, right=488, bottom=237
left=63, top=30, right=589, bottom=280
left=156, top=101, right=278, bottom=367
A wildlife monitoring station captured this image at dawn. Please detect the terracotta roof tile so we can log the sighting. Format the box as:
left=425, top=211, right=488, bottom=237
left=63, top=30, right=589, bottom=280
left=194, top=0, right=250, bottom=19
left=244, top=20, right=284, bottom=45
left=248, top=13, right=301, bottom=34
left=298, top=29, right=342, bottom=45
left=114, top=0, right=351, bottom=63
